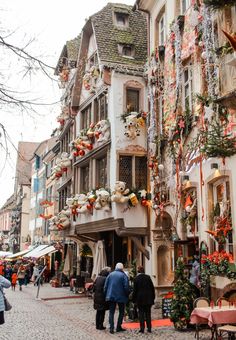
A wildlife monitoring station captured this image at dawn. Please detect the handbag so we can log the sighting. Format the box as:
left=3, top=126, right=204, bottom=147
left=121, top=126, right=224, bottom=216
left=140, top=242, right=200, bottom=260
left=0, top=286, right=12, bottom=311
left=3, top=295, right=12, bottom=311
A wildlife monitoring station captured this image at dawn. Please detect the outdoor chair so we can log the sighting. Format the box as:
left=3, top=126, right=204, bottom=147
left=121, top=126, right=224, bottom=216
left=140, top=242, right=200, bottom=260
left=216, top=297, right=229, bottom=307
left=193, top=297, right=210, bottom=339
left=218, top=325, right=236, bottom=339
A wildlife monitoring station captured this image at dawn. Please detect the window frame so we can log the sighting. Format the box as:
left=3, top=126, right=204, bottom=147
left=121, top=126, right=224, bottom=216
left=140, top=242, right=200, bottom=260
left=94, top=93, right=108, bottom=122
left=212, top=178, right=233, bottom=254
left=115, top=12, right=129, bottom=28
left=95, top=155, right=108, bottom=189
left=182, top=64, right=193, bottom=112
left=181, top=0, right=191, bottom=14
left=80, top=163, right=90, bottom=193
left=118, top=154, right=147, bottom=189
left=126, top=88, right=140, bottom=113
left=158, top=13, right=166, bottom=46
left=81, top=104, right=92, bottom=130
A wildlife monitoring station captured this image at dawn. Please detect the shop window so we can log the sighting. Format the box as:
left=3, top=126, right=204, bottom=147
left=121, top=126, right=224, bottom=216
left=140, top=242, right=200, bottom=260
left=126, top=88, right=139, bottom=113
left=81, top=105, right=91, bottom=130
left=182, top=65, right=193, bottom=111
left=119, top=155, right=147, bottom=190
left=80, top=164, right=90, bottom=193
left=94, top=93, right=108, bottom=122
left=115, top=12, right=129, bottom=28
left=96, top=156, right=107, bottom=188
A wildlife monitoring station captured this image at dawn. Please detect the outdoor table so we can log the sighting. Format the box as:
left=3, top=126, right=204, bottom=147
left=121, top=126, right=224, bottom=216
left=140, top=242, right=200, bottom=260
left=190, top=306, right=236, bottom=340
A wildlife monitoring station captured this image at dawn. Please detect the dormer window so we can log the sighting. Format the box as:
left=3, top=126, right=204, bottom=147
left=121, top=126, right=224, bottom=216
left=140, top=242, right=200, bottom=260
left=118, top=44, right=135, bottom=58
left=88, top=52, right=98, bottom=69
left=115, top=12, right=129, bottom=28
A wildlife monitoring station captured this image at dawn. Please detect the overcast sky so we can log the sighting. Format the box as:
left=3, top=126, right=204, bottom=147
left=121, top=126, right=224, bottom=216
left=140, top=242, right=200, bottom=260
left=0, top=0, right=135, bottom=207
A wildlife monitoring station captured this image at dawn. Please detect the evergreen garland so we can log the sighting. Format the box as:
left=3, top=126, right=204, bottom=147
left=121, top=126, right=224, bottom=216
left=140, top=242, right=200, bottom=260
left=201, top=120, right=236, bottom=158
left=170, top=258, right=197, bottom=330
left=203, top=0, right=236, bottom=9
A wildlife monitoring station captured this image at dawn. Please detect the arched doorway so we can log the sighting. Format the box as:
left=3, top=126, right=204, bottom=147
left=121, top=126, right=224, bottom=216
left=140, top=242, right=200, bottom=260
left=157, top=244, right=174, bottom=286
left=80, top=244, right=93, bottom=277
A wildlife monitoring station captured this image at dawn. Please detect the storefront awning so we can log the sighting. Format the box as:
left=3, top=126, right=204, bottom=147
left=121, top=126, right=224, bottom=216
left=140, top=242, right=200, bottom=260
left=6, top=248, right=32, bottom=259
left=0, top=251, right=13, bottom=258
left=23, top=245, right=49, bottom=259
left=31, top=245, right=57, bottom=259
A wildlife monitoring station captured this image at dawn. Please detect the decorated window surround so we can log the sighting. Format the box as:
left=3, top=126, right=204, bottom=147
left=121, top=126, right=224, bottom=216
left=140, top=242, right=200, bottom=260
left=207, top=174, right=233, bottom=255
left=123, top=80, right=144, bottom=114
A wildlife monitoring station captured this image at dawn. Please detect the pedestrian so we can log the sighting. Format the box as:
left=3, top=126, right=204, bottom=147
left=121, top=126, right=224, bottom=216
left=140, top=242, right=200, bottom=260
left=11, top=272, right=17, bottom=291
left=0, top=274, right=11, bottom=324
left=93, top=267, right=111, bottom=330
left=132, top=265, right=155, bottom=333
left=0, top=262, right=4, bottom=277
left=32, top=263, right=40, bottom=285
left=17, top=264, right=26, bottom=291
left=104, top=262, right=129, bottom=334
left=4, top=265, right=12, bottom=283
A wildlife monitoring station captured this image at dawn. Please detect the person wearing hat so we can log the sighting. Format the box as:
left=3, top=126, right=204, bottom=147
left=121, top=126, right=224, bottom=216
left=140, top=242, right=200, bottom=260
left=104, top=262, right=129, bottom=334
left=132, top=266, right=155, bottom=333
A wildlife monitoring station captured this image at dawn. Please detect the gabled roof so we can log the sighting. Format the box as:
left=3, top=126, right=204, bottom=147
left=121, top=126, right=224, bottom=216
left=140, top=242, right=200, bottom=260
left=91, top=3, right=147, bottom=67
left=55, top=36, right=81, bottom=75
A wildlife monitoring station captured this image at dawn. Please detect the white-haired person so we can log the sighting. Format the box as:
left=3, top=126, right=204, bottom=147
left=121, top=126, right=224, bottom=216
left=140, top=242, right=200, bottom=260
left=104, top=262, right=129, bottom=334
left=93, top=267, right=111, bottom=330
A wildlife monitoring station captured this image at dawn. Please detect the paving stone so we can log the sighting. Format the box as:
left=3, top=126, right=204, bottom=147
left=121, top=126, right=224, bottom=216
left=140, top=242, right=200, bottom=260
left=0, top=284, right=211, bottom=340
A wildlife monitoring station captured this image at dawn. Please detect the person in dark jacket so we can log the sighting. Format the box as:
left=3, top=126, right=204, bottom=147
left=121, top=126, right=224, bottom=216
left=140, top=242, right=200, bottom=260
left=104, top=262, right=129, bottom=334
left=132, top=266, right=155, bottom=333
left=93, top=267, right=111, bottom=330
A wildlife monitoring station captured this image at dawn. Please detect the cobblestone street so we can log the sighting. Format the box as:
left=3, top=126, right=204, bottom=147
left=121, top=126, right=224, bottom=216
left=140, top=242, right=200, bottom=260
left=0, top=283, right=212, bottom=340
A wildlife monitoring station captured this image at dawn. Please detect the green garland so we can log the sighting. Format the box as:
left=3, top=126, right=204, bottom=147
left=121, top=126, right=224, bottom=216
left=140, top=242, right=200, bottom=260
left=203, top=0, right=236, bottom=9
left=201, top=119, right=236, bottom=158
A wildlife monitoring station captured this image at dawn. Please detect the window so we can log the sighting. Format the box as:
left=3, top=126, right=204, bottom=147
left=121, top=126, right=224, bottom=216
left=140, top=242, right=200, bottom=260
left=119, top=155, right=147, bottom=189
left=96, top=156, right=107, bottom=188
left=94, top=93, right=108, bottom=122
left=212, top=178, right=232, bottom=253
left=181, top=0, right=191, bottom=14
left=158, top=13, right=166, bottom=46
left=80, top=164, right=90, bottom=193
left=62, top=129, right=72, bottom=153
left=46, top=186, right=53, bottom=201
left=81, top=105, right=91, bottom=130
left=126, top=88, right=139, bottom=113
left=115, top=13, right=129, bottom=27
left=59, top=185, right=71, bottom=211
left=35, top=155, right=41, bottom=170
left=88, top=52, right=98, bottom=69
left=118, top=44, right=134, bottom=58
left=182, top=65, right=193, bottom=111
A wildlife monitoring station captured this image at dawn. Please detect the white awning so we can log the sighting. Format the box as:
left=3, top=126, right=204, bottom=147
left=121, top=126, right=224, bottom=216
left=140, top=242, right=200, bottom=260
left=32, top=246, right=57, bottom=259
left=0, top=251, right=13, bottom=258
left=23, top=245, right=49, bottom=258
left=6, top=248, right=32, bottom=259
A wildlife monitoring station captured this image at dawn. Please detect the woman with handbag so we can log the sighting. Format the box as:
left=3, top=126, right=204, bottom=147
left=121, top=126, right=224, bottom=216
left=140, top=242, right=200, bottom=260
left=0, top=274, right=11, bottom=325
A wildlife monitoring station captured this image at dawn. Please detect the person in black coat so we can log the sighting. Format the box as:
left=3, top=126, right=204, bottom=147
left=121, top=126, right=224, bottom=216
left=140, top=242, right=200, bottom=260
left=93, top=267, right=111, bottom=330
left=132, top=266, right=155, bottom=333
